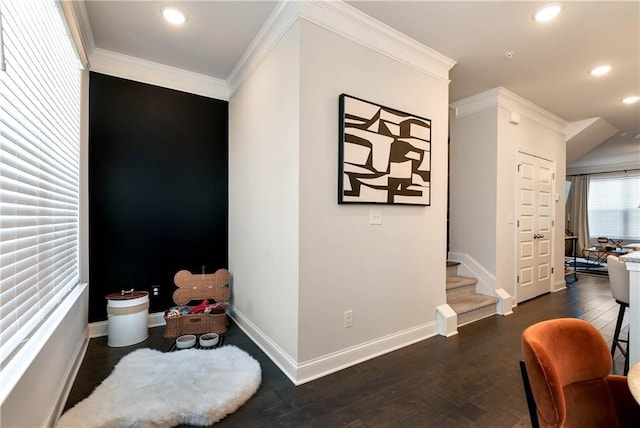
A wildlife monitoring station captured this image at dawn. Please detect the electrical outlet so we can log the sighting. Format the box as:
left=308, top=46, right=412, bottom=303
left=344, top=310, right=353, bottom=328
left=151, top=285, right=160, bottom=297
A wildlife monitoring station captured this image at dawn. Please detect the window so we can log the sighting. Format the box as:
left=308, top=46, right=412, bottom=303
left=0, top=0, right=82, bottom=368
left=588, top=173, right=640, bottom=241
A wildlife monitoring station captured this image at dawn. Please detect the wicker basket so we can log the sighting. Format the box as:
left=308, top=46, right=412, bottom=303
left=163, top=268, right=231, bottom=338
left=163, top=311, right=227, bottom=338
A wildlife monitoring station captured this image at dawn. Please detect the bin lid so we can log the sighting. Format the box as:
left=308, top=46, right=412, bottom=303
left=105, top=291, right=149, bottom=300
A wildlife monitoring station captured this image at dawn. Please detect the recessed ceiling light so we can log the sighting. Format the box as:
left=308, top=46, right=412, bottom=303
left=622, top=96, right=640, bottom=104
left=533, top=3, right=563, bottom=22
left=161, top=7, right=186, bottom=25
left=590, top=65, right=612, bottom=76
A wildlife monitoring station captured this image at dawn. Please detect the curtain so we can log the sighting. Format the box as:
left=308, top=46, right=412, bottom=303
left=567, top=175, right=591, bottom=255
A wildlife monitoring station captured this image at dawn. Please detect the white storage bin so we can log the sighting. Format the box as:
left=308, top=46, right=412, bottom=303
left=106, top=291, right=149, bottom=347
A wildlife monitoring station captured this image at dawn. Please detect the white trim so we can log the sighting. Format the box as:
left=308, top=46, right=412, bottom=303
left=447, top=252, right=497, bottom=296
left=228, top=307, right=299, bottom=385
left=79, top=69, right=90, bottom=283
left=59, top=0, right=95, bottom=68
left=451, top=87, right=567, bottom=133
left=89, top=48, right=229, bottom=100
left=515, top=150, right=558, bottom=304
left=88, top=320, right=108, bottom=339
left=227, top=1, right=299, bottom=97
left=227, top=0, right=456, bottom=97
left=298, top=0, right=455, bottom=81
left=88, top=312, right=166, bottom=339
left=447, top=252, right=514, bottom=314
left=50, top=328, right=89, bottom=426
left=553, top=280, right=568, bottom=292
left=230, top=306, right=438, bottom=385
left=148, top=312, right=166, bottom=328
left=0, top=283, right=87, bottom=404
left=296, top=321, right=438, bottom=385
left=436, top=304, right=458, bottom=337
left=495, top=289, right=514, bottom=315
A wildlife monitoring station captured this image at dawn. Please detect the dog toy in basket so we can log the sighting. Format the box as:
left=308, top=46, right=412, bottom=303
left=163, top=268, right=231, bottom=338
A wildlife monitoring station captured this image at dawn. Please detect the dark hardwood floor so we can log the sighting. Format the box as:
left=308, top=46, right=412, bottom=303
left=64, top=274, right=628, bottom=427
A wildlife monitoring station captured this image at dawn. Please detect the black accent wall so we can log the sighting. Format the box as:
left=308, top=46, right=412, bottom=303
left=89, top=72, right=228, bottom=322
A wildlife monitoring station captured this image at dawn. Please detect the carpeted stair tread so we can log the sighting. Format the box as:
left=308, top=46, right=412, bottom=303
left=448, top=293, right=498, bottom=315
left=445, top=271, right=498, bottom=326
left=446, top=275, right=477, bottom=290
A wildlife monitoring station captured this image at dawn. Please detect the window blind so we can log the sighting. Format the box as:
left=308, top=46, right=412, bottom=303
left=588, top=173, right=640, bottom=241
left=0, top=0, right=81, bottom=367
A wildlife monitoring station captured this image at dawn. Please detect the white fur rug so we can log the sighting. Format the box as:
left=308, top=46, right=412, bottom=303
left=57, top=345, right=261, bottom=427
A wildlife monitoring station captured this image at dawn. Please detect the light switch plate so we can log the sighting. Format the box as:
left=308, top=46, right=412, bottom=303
left=369, top=209, right=382, bottom=225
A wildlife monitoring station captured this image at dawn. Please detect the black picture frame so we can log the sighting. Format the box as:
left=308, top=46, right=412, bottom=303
left=338, top=94, right=432, bottom=205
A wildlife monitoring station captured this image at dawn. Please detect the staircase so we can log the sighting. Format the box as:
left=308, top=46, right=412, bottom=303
left=446, top=261, right=498, bottom=326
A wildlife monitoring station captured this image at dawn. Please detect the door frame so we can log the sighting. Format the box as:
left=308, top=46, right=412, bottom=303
left=514, top=149, right=557, bottom=303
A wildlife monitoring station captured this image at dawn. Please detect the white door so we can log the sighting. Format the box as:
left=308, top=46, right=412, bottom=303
left=517, top=152, right=553, bottom=303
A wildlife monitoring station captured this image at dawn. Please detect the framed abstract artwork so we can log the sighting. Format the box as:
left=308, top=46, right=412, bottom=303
left=338, top=94, right=431, bottom=205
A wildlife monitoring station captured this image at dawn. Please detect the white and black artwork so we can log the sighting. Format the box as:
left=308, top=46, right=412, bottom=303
left=338, top=94, right=431, bottom=205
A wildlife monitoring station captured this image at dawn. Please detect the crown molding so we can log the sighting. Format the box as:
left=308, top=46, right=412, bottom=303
left=59, top=0, right=96, bottom=67
left=227, top=0, right=456, bottom=97
left=451, top=87, right=567, bottom=133
left=226, top=1, right=299, bottom=97
left=90, top=48, right=229, bottom=100
left=299, top=0, right=455, bottom=81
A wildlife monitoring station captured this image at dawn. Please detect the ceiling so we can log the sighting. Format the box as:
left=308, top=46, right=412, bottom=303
left=83, top=1, right=640, bottom=171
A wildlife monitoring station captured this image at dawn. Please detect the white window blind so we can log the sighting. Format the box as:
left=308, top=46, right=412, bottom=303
left=0, top=0, right=81, bottom=367
left=588, top=173, right=640, bottom=241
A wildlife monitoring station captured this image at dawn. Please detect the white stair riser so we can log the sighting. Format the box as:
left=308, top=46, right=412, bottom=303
left=458, top=306, right=497, bottom=326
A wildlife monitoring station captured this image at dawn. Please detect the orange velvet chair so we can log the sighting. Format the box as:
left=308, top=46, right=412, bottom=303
left=521, top=318, right=640, bottom=427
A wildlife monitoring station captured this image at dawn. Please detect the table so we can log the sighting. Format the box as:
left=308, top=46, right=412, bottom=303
left=579, top=247, right=629, bottom=272
left=564, top=236, right=578, bottom=283
left=620, top=252, right=640, bottom=368
left=628, top=362, right=640, bottom=404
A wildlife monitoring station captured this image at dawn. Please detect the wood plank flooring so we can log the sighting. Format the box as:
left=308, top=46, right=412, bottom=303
left=63, top=274, right=629, bottom=427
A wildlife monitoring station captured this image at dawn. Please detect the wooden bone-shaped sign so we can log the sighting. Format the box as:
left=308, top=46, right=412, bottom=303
left=173, top=268, right=230, bottom=306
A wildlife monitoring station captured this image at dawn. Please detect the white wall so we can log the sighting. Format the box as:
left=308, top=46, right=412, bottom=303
left=297, top=20, right=450, bottom=363
left=449, top=108, right=498, bottom=272
left=1, top=285, right=88, bottom=428
left=228, top=22, right=301, bottom=362
left=229, top=2, right=453, bottom=382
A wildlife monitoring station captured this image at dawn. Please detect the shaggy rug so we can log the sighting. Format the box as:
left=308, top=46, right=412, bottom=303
left=57, top=346, right=261, bottom=427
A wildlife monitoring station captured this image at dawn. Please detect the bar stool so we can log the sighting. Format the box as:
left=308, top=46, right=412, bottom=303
left=607, top=254, right=630, bottom=375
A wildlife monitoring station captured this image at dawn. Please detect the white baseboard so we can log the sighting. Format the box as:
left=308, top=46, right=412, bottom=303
left=295, top=321, right=439, bottom=384
left=553, top=280, right=568, bottom=292
left=229, top=306, right=438, bottom=385
left=88, top=312, right=166, bottom=338
left=227, top=307, right=299, bottom=384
